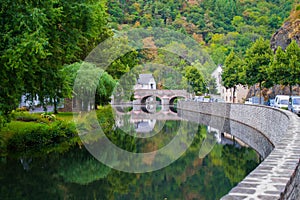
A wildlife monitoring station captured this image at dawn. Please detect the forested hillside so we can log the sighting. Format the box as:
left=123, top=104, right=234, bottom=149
left=107, top=0, right=296, bottom=65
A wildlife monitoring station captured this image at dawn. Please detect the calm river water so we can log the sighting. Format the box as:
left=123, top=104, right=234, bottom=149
left=0, top=105, right=260, bottom=200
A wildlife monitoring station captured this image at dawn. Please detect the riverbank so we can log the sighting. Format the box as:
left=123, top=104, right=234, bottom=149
left=0, top=106, right=113, bottom=156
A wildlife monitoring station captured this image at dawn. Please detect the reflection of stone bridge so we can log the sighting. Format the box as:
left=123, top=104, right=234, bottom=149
left=133, top=89, right=190, bottom=105
left=112, top=105, right=181, bottom=121
left=112, top=105, right=182, bottom=135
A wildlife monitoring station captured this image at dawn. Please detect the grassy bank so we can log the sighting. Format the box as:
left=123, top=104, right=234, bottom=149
left=0, top=106, right=114, bottom=156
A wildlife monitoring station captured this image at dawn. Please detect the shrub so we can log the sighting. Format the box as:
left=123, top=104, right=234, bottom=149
left=13, top=112, right=39, bottom=122
left=16, top=107, right=29, bottom=112
left=41, top=113, right=56, bottom=121
left=6, top=121, right=77, bottom=152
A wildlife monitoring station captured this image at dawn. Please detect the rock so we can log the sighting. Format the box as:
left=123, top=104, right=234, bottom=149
left=270, top=6, right=300, bottom=51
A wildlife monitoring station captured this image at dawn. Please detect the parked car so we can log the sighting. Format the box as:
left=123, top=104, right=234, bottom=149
left=266, top=99, right=275, bottom=107
left=244, top=97, right=264, bottom=105
left=194, top=96, right=204, bottom=102
left=288, top=96, right=300, bottom=116
left=274, top=95, right=289, bottom=109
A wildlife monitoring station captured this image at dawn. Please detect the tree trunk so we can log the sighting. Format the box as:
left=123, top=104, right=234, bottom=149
left=53, top=98, right=58, bottom=114
left=259, top=82, right=262, bottom=104
left=233, top=86, right=236, bottom=103
left=290, top=85, right=293, bottom=96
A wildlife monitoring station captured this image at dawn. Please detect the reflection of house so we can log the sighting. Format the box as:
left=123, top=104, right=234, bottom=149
left=134, top=74, right=156, bottom=90
left=134, top=119, right=156, bottom=133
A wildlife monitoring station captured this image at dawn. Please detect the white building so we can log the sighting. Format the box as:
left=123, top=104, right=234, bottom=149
left=134, top=74, right=156, bottom=90
left=211, top=65, right=223, bottom=94
left=221, top=85, right=248, bottom=103
left=212, top=65, right=248, bottom=103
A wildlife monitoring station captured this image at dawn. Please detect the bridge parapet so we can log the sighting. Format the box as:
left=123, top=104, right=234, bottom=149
left=134, top=89, right=190, bottom=105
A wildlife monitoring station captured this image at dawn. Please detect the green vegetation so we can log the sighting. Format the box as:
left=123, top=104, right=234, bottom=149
left=222, top=51, right=245, bottom=102
left=1, top=0, right=297, bottom=127
left=244, top=37, right=273, bottom=102
left=185, top=66, right=207, bottom=94
left=0, top=106, right=116, bottom=155
left=0, top=0, right=111, bottom=125
left=107, top=0, right=298, bottom=97
left=269, top=40, right=300, bottom=95
left=222, top=38, right=300, bottom=100
left=220, top=3, right=300, bottom=99
left=0, top=0, right=298, bottom=178
left=0, top=117, right=77, bottom=154
left=108, top=0, right=295, bottom=63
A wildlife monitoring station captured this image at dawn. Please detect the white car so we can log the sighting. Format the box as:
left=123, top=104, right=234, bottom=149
left=274, top=95, right=289, bottom=109
left=288, top=96, right=300, bottom=116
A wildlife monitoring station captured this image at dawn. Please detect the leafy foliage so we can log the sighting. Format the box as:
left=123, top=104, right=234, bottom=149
left=222, top=51, right=245, bottom=101
left=269, top=40, right=300, bottom=94
left=108, top=0, right=295, bottom=65
left=222, top=51, right=245, bottom=89
left=0, top=0, right=111, bottom=124
left=63, top=62, right=116, bottom=110
left=184, top=66, right=206, bottom=95
left=6, top=120, right=77, bottom=152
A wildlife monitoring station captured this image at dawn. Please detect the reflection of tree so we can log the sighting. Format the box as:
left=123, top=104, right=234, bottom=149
left=0, top=116, right=260, bottom=200
left=221, top=145, right=259, bottom=185
left=58, top=149, right=111, bottom=185
left=0, top=154, right=64, bottom=200
left=116, top=126, right=260, bottom=200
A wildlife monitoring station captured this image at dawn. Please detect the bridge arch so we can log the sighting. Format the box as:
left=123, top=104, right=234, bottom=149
left=140, top=95, right=162, bottom=105
left=169, top=95, right=186, bottom=105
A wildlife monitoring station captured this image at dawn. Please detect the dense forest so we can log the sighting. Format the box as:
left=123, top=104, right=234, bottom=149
left=107, top=0, right=295, bottom=64
left=106, top=0, right=300, bottom=102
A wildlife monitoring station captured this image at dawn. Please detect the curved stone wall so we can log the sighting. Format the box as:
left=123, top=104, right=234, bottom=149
left=177, top=101, right=300, bottom=200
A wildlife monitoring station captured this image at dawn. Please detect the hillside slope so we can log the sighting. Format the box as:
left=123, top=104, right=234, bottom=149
left=270, top=4, right=300, bottom=51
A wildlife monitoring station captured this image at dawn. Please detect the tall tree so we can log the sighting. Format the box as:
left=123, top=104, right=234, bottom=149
left=0, top=0, right=111, bottom=121
left=269, top=41, right=300, bottom=95
left=184, top=66, right=206, bottom=95
left=63, top=62, right=116, bottom=111
left=244, top=38, right=273, bottom=104
left=222, top=51, right=245, bottom=103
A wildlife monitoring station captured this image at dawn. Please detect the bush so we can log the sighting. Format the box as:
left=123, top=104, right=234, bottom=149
left=13, top=112, right=39, bottom=122
left=6, top=121, right=77, bottom=152
left=16, top=107, right=29, bottom=112
left=41, top=113, right=56, bottom=121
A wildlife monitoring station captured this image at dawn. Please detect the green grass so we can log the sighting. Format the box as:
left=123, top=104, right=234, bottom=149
left=0, top=107, right=109, bottom=155
left=30, top=112, right=78, bottom=122
left=0, top=115, right=78, bottom=154
left=56, top=112, right=78, bottom=121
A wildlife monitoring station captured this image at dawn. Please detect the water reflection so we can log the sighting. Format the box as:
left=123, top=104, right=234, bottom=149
left=112, top=105, right=180, bottom=138
left=0, top=105, right=261, bottom=200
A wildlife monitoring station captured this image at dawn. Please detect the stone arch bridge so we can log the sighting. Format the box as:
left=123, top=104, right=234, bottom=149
left=133, top=89, right=190, bottom=105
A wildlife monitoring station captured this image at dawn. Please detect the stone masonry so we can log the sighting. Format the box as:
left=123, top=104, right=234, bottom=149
left=177, top=101, right=300, bottom=200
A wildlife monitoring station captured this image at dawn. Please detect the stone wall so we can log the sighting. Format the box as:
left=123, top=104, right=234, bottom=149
left=177, top=101, right=300, bottom=200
